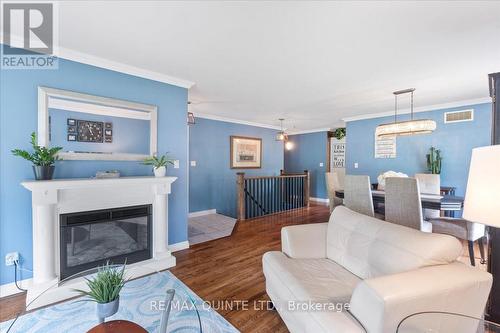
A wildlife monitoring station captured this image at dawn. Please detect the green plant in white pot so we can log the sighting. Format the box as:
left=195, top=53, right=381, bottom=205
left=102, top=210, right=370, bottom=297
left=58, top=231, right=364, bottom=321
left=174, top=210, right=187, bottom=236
left=76, top=262, right=127, bottom=323
left=11, top=132, right=62, bottom=180
left=143, top=153, right=175, bottom=177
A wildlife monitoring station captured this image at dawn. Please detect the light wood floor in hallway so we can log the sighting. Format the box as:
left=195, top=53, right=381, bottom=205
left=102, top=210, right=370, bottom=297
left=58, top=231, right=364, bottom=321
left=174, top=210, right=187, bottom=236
left=0, top=203, right=487, bottom=332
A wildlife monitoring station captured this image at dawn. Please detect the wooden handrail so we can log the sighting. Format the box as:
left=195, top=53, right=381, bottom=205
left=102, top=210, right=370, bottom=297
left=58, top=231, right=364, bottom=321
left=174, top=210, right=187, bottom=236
left=237, top=170, right=310, bottom=221
left=244, top=174, right=306, bottom=180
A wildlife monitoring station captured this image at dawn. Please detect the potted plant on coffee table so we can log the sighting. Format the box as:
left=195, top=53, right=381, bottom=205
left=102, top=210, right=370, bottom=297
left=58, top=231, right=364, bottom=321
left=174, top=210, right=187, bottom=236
left=76, top=262, right=127, bottom=323
left=11, top=132, right=62, bottom=180
left=143, top=153, right=175, bottom=177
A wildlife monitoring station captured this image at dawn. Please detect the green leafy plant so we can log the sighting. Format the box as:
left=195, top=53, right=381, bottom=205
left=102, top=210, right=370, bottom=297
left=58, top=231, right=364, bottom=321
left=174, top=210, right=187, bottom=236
left=11, top=132, right=62, bottom=166
left=143, top=153, right=175, bottom=168
left=76, top=262, right=127, bottom=304
left=333, top=128, right=346, bottom=140
left=426, top=146, right=443, bottom=174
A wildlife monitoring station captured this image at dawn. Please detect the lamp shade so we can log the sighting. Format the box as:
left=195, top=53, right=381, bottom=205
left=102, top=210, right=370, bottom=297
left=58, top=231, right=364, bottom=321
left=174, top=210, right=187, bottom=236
left=463, top=145, right=500, bottom=227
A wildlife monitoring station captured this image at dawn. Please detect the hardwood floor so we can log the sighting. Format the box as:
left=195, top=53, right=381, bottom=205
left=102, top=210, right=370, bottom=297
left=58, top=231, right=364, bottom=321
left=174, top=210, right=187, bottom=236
left=170, top=204, right=330, bottom=332
left=0, top=203, right=330, bottom=332
left=0, top=202, right=487, bottom=332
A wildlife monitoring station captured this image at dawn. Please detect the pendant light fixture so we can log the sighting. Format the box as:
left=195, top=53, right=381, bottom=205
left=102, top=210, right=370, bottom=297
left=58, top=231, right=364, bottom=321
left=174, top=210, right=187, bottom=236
left=375, top=88, right=436, bottom=138
left=187, top=101, right=195, bottom=125
left=276, top=118, right=288, bottom=141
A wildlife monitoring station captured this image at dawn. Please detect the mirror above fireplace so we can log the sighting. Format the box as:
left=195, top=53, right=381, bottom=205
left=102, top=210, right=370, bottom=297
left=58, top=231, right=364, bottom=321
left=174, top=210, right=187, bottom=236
left=38, top=86, right=158, bottom=161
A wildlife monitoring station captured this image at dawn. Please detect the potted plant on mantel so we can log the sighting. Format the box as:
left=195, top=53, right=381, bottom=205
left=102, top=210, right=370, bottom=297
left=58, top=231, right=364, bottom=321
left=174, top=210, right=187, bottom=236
left=143, top=153, right=175, bottom=177
left=11, top=132, right=62, bottom=180
left=76, top=262, right=127, bottom=323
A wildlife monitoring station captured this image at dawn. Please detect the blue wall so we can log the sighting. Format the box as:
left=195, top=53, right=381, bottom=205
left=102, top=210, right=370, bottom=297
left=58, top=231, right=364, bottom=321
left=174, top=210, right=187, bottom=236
left=284, top=131, right=328, bottom=199
left=0, top=57, right=188, bottom=285
left=49, top=109, right=150, bottom=154
left=189, top=118, right=284, bottom=217
left=346, top=103, right=492, bottom=197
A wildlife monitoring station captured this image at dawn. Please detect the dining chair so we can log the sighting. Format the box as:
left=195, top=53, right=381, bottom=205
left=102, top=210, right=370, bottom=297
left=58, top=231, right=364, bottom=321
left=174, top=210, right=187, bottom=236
left=325, top=171, right=344, bottom=213
left=344, top=175, right=374, bottom=217
left=385, top=177, right=433, bottom=232
left=415, top=173, right=441, bottom=219
left=429, top=217, right=486, bottom=266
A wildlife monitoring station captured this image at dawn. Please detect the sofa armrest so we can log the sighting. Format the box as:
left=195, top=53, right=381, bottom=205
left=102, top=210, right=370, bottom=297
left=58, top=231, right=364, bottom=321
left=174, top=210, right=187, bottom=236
left=349, top=262, right=492, bottom=333
left=281, top=223, right=328, bottom=259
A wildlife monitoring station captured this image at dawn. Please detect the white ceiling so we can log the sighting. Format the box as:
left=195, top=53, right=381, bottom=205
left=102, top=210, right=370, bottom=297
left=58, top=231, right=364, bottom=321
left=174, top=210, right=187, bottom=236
left=51, top=1, right=500, bottom=130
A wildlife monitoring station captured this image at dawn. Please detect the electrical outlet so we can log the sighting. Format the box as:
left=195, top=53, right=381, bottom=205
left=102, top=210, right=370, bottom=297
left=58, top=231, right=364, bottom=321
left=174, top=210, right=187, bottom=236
left=190, top=160, right=196, bottom=167
left=174, top=160, right=180, bottom=169
left=5, top=252, right=19, bottom=266
left=319, top=162, right=324, bottom=167
left=354, top=163, right=359, bottom=169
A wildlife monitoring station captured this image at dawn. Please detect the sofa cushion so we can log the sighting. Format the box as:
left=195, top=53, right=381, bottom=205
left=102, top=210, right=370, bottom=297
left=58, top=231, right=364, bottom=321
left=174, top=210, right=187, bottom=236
left=263, top=251, right=361, bottom=304
left=326, top=206, right=462, bottom=279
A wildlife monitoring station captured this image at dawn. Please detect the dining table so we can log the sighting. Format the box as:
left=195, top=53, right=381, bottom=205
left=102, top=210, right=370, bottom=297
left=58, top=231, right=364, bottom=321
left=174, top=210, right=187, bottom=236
left=335, top=189, right=464, bottom=217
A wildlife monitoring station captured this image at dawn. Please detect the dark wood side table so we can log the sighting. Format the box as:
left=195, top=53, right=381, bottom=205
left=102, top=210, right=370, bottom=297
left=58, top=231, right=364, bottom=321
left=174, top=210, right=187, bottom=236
left=440, top=186, right=456, bottom=196
left=87, top=320, right=147, bottom=333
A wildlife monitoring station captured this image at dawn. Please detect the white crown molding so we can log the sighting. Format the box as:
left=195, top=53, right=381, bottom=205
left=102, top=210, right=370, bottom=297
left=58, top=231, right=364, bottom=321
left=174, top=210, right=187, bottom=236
left=1, top=33, right=195, bottom=89
left=59, top=47, right=195, bottom=89
left=195, top=113, right=282, bottom=130
left=342, top=97, right=491, bottom=122
left=288, top=127, right=332, bottom=135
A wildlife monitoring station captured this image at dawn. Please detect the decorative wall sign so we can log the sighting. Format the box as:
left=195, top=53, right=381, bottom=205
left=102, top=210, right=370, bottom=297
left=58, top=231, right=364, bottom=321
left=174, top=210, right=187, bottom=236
left=230, top=136, right=262, bottom=169
left=375, top=133, right=396, bottom=158
left=332, top=140, right=345, bottom=168
left=67, top=119, right=76, bottom=126
left=67, top=134, right=76, bottom=141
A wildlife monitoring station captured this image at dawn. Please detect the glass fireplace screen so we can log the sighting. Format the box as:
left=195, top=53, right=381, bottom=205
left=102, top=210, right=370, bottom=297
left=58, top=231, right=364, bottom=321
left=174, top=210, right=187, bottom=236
left=59, top=205, right=152, bottom=279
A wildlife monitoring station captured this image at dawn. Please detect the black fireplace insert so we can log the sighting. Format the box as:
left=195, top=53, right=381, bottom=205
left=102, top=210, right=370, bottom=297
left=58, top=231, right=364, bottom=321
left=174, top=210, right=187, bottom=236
left=60, top=205, right=152, bottom=279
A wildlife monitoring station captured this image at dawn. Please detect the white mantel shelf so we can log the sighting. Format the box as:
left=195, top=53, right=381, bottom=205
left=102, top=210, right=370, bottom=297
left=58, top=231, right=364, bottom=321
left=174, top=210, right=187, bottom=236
left=21, top=176, right=177, bottom=309
left=21, top=176, right=177, bottom=190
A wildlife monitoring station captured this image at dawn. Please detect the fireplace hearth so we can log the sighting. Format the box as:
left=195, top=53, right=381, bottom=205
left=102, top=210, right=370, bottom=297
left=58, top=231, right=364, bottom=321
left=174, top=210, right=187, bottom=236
left=60, top=205, right=152, bottom=279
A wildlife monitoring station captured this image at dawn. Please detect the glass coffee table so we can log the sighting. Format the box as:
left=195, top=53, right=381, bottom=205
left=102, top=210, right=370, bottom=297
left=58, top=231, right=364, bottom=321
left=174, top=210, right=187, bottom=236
left=397, top=312, right=500, bottom=333
left=3, top=264, right=203, bottom=333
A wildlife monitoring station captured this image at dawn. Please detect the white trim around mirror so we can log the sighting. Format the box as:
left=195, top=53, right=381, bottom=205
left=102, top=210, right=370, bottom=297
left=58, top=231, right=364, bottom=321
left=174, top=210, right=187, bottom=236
left=38, top=86, right=158, bottom=161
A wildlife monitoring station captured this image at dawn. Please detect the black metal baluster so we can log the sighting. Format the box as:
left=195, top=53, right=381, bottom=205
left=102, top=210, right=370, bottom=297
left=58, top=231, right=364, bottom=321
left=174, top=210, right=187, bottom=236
left=293, top=177, right=297, bottom=208
left=274, top=178, right=277, bottom=214
left=260, top=178, right=264, bottom=217
left=251, top=179, right=255, bottom=218
left=244, top=179, right=248, bottom=219
left=268, top=178, right=272, bottom=214
left=300, top=177, right=304, bottom=207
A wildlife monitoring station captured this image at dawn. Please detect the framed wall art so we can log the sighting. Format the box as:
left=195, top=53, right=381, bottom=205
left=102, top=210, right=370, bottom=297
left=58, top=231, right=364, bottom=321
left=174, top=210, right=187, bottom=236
left=230, top=136, right=262, bottom=169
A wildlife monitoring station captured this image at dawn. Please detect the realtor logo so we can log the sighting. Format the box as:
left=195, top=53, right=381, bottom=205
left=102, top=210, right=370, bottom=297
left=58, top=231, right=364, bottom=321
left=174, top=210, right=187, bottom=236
left=1, top=2, right=58, bottom=69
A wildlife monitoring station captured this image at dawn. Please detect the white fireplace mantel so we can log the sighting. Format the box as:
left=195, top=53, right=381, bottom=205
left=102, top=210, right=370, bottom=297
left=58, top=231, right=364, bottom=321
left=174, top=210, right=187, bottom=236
left=21, top=176, right=177, bottom=308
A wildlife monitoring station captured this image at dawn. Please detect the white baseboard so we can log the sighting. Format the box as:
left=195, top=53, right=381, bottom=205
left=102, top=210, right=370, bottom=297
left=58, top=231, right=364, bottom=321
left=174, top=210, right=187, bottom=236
left=168, top=240, right=190, bottom=252
left=188, top=209, right=216, bottom=218
left=0, top=277, right=32, bottom=298
left=1, top=242, right=190, bottom=299
left=310, top=197, right=329, bottom=205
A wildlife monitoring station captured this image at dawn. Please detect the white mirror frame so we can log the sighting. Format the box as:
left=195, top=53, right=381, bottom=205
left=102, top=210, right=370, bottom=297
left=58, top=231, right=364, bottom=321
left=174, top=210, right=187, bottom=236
left=38, top=86, right=157, bottom=161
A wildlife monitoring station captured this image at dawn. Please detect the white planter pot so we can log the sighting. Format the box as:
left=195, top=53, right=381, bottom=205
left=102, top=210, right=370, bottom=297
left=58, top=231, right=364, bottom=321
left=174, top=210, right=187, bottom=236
left=96, top=297, right=119, bottom=323
left=153, top=166, right=166, bottom=177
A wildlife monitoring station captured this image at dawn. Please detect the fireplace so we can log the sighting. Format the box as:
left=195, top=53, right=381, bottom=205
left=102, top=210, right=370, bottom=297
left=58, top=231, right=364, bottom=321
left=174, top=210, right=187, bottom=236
left=60, top=205, right=152, bottom=279
left=21, top=176, right=176, bottom=308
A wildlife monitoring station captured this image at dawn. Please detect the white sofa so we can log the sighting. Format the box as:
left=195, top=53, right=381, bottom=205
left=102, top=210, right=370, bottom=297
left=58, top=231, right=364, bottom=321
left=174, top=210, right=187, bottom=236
left=262, top=206, right=492, bottom=333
